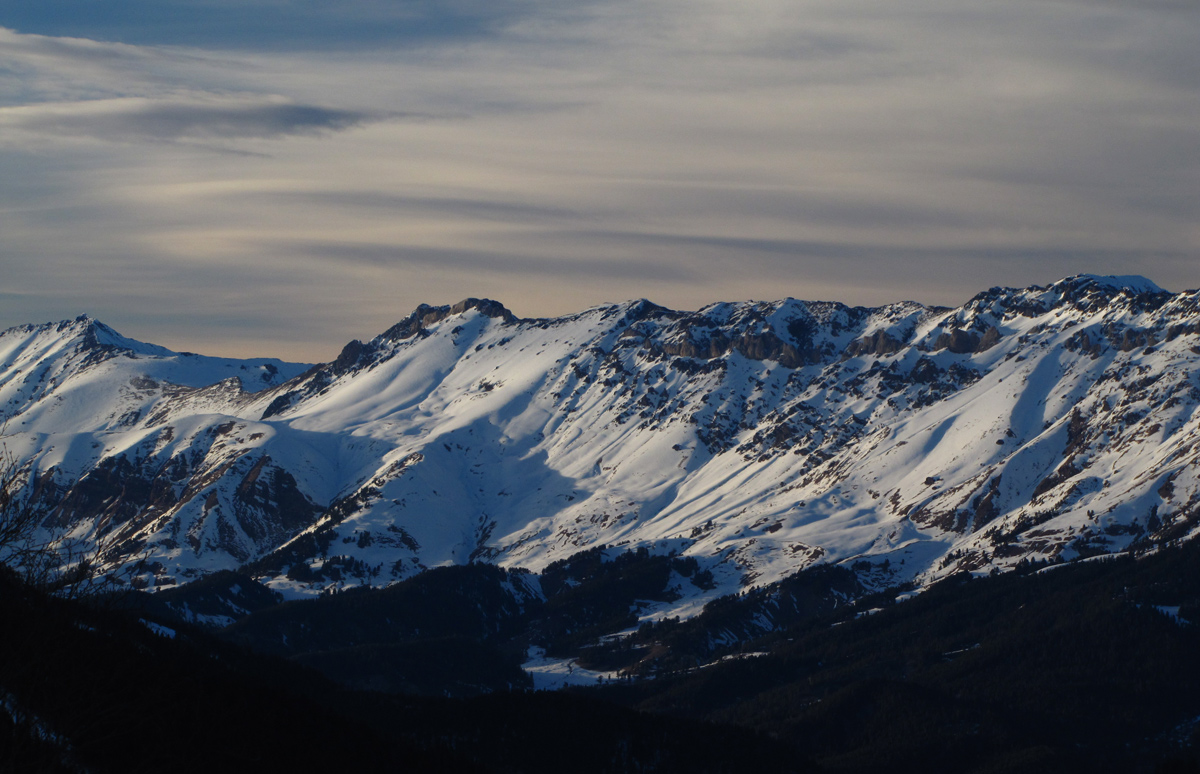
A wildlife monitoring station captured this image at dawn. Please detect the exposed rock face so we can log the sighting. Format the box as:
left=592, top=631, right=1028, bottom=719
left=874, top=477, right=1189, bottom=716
left=332, top=339, right=369, bottom=373
left=934, top=328, right=981, bottom=354
left=4, top=277, right=1200, bottom=605
left=382, top=298, right=517, bottom=341
left=977, top=326, right=1002, bottom=351
left=932, top=325, right=1000, bottom=354
left=846, top=329, right=904, bottom=358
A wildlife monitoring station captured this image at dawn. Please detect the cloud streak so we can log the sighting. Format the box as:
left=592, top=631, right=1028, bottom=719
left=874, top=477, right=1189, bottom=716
left=0, top=94, right=378, bottom=142
left=1, top=0, right=547, bottom=50
left=266, top=239, right=694, bottom=282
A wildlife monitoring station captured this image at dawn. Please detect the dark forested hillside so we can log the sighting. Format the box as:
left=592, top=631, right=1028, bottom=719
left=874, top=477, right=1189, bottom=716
left=5, top=539, right=1200, bottom=772
left=0, top=566, right=806, bottom=773
left=587, top=542, right=1200, bottom=773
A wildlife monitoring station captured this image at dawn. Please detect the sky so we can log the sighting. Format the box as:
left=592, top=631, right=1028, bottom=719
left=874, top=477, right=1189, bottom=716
left=1, top=0, right=1197, bottom=361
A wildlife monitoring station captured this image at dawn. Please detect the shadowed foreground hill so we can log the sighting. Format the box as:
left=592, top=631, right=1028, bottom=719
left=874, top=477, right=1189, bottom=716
left=587, top=541, right=1200, bottom=773
left=0, top=569, right=807, bottom=773
left=4, top=534, right=1200, bottom=771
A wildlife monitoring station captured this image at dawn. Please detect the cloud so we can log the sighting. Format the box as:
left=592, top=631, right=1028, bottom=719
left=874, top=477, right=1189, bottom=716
left=1, top=0, right=545, bottom=50
left=253, top=191, right=582, bottom=224
left=0, top=94, right=379, bottom=143
left=0, top=26, right=225, bottom=107
left=264, top=239, right=694, bottom=283
left=0, top=25, right=161, bottom=70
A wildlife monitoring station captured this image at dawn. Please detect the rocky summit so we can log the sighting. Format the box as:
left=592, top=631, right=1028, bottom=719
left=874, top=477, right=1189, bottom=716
left=3, top=275, right=1199, bottom=615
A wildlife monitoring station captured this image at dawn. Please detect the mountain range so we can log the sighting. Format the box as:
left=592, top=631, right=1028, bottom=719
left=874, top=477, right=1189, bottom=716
left=3, top=273, right=1199, bottom=623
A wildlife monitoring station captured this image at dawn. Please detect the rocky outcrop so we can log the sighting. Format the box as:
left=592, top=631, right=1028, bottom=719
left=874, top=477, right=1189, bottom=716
left=845, top=329, right=904, bottom=358
left=932, top=325, right=1001, bottom=354
left=382, top=298, right=517, bottom=341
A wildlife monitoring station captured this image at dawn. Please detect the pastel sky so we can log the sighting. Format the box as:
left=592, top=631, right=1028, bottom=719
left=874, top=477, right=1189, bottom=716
left=2, top=0, right=1197, bottom=360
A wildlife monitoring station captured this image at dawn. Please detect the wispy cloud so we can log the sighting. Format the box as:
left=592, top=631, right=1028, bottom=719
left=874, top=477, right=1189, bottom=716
left=264, top=239, right=694, bottom=282
left=0, top=94, right=378, bottom=143
left=252, top=191, right=583, bottom=224
left=1, top=0, right=546, bottom=50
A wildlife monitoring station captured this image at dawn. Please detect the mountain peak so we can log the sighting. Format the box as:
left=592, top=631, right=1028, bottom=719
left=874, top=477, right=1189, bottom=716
left=380, top=298, right=516, bottom=343
left=67, top=315, right=175, bottom=358
left=1055, top=274, right=1166, bottom=295
left=448, top=297, right=517, bottom=322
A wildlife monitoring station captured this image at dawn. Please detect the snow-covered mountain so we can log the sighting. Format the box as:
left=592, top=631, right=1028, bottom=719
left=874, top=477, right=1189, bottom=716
left=4, top=276, right=1200, bottom=610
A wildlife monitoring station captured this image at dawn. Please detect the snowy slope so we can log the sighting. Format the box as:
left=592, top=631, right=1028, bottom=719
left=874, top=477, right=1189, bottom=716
left=4, top=279, right=1200, bottom=611
left=0, top=316, right=315, bottom=576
